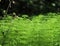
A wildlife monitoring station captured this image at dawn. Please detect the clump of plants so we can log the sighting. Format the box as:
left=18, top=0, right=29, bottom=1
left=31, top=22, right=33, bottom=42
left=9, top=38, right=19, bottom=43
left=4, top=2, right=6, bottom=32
left=0, top=13, right=60, bottom=46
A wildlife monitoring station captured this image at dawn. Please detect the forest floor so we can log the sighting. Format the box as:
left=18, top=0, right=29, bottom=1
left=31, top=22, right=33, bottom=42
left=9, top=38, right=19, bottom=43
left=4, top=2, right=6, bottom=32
left=0, top=13, right=60, bottom=46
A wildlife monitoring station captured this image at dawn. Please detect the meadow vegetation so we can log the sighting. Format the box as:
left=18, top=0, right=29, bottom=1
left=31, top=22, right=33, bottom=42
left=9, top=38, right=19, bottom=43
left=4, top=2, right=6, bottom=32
left=0, top=13, right=60, bottom=46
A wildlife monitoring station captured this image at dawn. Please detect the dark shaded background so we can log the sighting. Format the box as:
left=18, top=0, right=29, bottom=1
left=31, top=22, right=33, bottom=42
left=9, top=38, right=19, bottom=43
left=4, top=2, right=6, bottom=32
left=0, top=0, right=60, bottom=17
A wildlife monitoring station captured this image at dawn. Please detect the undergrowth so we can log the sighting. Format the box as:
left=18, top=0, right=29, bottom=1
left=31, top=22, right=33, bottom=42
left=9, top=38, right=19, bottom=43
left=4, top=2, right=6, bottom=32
left=0, top=13, right=60, bottom=46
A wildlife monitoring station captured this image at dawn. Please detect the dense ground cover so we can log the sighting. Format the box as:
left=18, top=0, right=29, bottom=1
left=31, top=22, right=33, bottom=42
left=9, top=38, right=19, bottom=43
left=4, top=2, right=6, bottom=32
left=0, top=13, right=60, bottom=46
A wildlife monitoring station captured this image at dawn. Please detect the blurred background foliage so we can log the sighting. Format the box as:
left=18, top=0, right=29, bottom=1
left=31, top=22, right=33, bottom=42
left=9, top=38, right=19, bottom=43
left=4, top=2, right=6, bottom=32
left=0, top=0, right=60, bottom=17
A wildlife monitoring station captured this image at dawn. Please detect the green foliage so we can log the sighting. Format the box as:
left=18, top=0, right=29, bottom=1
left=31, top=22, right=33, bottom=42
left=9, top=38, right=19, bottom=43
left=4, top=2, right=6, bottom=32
left=0, top=13, right=60, bottom=46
